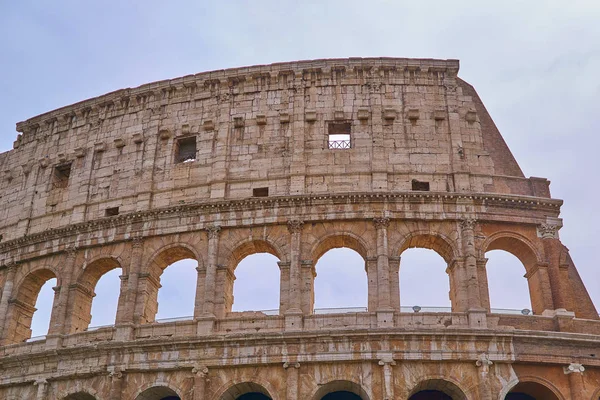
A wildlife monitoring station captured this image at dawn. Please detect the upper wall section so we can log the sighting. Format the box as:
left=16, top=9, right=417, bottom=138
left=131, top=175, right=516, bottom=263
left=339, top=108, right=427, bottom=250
left=0, top=58, right=550, bottom=239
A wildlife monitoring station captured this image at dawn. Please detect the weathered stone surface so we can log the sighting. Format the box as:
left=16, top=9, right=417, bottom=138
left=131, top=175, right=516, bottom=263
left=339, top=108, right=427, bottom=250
left=0, top=57, right=598, bottom=399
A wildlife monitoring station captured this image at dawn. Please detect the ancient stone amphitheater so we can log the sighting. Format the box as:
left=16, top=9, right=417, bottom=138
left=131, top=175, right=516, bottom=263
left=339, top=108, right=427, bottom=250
left=0, top=57, right=598, bottom=400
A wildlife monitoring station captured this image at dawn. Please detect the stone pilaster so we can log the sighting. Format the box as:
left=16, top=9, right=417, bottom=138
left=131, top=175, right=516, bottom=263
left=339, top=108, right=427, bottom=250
left=389, top=256, right=400, bottom=312
left=287, top=220, right=304, bottom=313
left=447, top=258, right=468, bottom=312
left=192, top=365, right=209, bottom=400
left=284, top=362, right=300, bottom=400
left=373, top=217, right=392, bottom=311
left=34, top=378, right=48, bottom=400
left=120, top=237, right=143, bottom=325
left=459, top=219, right=483, bottom=310
left=202, top=225, right=221, bottom=316
left=0, top=262, right=17, bottom=342
left=564, top=362, right=585, bottom=400
left=378, top=357, right=396, bottom=400
left=475, top=353, right=493, bottom=400
left=537, top=220, right=572, bottom=311
left=49, top=246, right=78, bottom=337
left=476, top=258, right=491, bottom=311
left=108, top=367, right=123, bottom=399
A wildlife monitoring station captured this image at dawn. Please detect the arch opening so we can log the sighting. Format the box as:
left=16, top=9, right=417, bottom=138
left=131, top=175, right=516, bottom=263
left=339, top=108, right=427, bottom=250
left=399, top=248, right=451, bottom=310
left=231, top=253, right=280, bottom=313
left=484, top=235, right=544, bottom=314
left=220, top=382, right=273, bottom=400
left=63, top=393, right=97, bottom=400
left=313, top=248, right=368, bottom=312
left=155, top=258, right=197, bottom=321
left=141, top=245, right=200, bottom=324
left=408, top=379, right=466, bottom=400
left=312, top=380, right=369, bottom=400
left=505, top=381, right=560, bottom=400
left=69, top=257, right=122, bottom=333
left=6, top=269, right=57, bottom=343
left=321, top=392, right=364, bottom=400
left=485, top=250, right=532, bottom=312
left=135, top=386, right=181, bottom=400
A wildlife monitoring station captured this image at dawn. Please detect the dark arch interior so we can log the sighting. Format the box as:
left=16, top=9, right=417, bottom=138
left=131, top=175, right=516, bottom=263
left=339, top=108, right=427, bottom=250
left=237, top=394, right=271, bottom=400
left=64, top=393, right=97, bottom=400
left=322, top=392, right=363, bottom=400
left=507, top=382, right=559, bottom=400
left=409, top=390, right=453, bottom=400
left=135, top=386, right=180, bottom=400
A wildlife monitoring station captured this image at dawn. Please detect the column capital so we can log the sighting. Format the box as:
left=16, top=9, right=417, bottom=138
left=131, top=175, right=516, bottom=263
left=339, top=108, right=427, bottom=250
left=64, top=245, right=79, bottom=258
left=283, top=361, right=300, bottom=369
left=475, top=353, right=493, bottom=373
left=107, top=366, right=123, bottom=380
left=192, top=365, right=209, bottom=377
left=287, top=220, right=304, bottom=234
left=564, top=363, right=585, bottom=374
left=459, top=218, right=477, bottom=230
left=205, top=225, right=221, bottom=239
left=373, top=217, right=390, bottom=229
left=131, top=236, right=144, bottom=248
left=537, top=222, right=561, bottom=239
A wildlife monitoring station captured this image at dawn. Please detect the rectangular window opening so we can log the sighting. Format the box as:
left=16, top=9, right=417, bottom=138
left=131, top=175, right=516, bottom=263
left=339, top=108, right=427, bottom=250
left=328, top=122, right=351, bottom=150
left=176, top=136, right=197, bottom=163
left=53, top=162, right=72, bottom=189
left=105, top=207, right=120, bottom=217
left=411, top=180, right=430, bottom=191
left=253, top=187, right=269, bottom=197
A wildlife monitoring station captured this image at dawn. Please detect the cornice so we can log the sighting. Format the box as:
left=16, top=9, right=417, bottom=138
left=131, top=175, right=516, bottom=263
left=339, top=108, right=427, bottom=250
left=14, top=57, right=459, bottom=144
left=0, top=191, right=562, bottom=256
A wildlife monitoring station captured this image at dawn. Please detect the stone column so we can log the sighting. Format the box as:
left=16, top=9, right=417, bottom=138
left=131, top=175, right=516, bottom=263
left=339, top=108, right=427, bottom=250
left=0, top=262, right=17, bottom=342
left=475, top=353, right=493, bottom=400
left=202, top=225, right=221, bottom=316
left=192, top=365, right=209, bottom=400
left=564, top=362, right=585, bottom=400
left=378, top=357, right=396, bottom=400
left=389, top=257, right=400, bottom=312
left=49, top=246, right=78, bottom=337
left=278, top=261, right=291, bottom=314
left=365, top=257, right=378, bottom=312
left=287, top=220, right=304, bottom=313
left=120, top=237, right=144, bottom=324
left=446, top=258, right=468, bottom=312
left=300, top=260, right=315, bottom=315
left=34, top=378, right=48, bottom=400
left=524, top=263, right=554, bottom=314
left=476, top=258, right=491, bottom=311
left=108, top=367, right=123, bottom=400
left=538, top=221, right=572, bottom=311
left=193, top=264, right=207, bottom=319
left=374, top=217, right=392, bottom=310
left=284, top=362, right=300, bottom=400
left=459, top=219, right=483, bottom=310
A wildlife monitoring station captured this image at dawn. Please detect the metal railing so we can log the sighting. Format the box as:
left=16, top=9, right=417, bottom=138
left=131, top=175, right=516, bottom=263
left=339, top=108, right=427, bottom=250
left=328, top=139, right=351, bottom=149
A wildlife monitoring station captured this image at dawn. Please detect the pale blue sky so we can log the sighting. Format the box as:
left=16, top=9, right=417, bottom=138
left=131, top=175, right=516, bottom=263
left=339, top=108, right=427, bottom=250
left=1, top=1, right=598, bottom=337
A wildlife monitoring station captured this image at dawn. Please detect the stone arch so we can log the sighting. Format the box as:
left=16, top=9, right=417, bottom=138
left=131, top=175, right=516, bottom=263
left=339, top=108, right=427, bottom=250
left=394, top=232, right=459, bottom=311
left=215, top=381, right=276, bottom=400
left=310, top=232, right=370, bottom=263
left=395, top=231, right=458, bottom=263
left=481, top=232, right=544, bottom=270
left=407, top=378, right=468, bottom=400
left=482, top=232, right=549, bottom=314
left=226, top=238, right=284, bottom=268
left=66, top=256, right=124, bottom=333
left=62, top=391, right=99, bottom=400
left=138, top=242, right=203, bottom=324
left=133, top=382, right=182, bottom=400
left=311, top=380, right=370, bottom=400
left=591, top=386, right=600, bottom=400
left=499, top=376, right=564, bottom=400
left=224, top=239, right=283, bottom=315
left=310, top=232, right=370, bottom=312
left=4, top=267, right=58, bottom=343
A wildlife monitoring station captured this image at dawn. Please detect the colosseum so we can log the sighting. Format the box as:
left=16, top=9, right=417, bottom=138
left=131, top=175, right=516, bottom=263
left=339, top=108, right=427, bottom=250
left=0, top=57, right=598, bottom=400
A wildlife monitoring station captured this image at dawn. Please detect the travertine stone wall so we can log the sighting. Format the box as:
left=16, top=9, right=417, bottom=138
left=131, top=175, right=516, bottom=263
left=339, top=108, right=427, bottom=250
left=0, top=58, right=598, bottom=400
left=0, top=58, right=545, bottom=243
